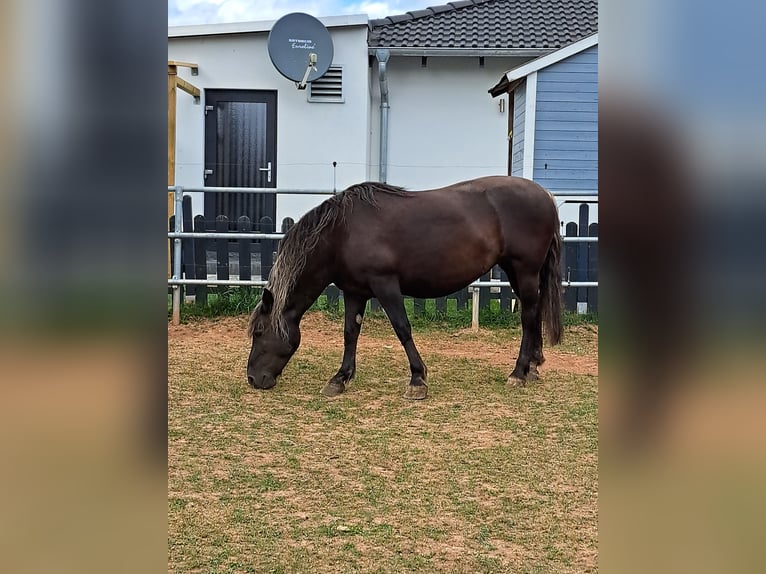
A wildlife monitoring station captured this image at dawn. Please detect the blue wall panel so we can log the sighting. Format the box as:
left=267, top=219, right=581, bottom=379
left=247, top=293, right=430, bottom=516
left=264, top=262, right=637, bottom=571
left=533, top=45, right=598, bottom=192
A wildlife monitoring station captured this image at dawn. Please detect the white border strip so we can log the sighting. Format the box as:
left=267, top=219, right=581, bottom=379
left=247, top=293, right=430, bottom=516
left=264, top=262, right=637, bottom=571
left=503, top=33, right=598, bottom=82
left=169, top=14, right=369, bottom=37
left=522, top=72, right=538, bottom=179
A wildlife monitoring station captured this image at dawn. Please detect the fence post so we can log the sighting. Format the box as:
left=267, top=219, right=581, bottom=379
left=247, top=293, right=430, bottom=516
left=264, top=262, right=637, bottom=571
left=171, top=186, right=183, bottom=325
left=471, top=287, right=480, bottom=331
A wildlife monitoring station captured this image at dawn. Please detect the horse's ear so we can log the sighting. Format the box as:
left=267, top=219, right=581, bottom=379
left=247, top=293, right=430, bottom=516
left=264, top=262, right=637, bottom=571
left=261, top=288, right=274, bottom=314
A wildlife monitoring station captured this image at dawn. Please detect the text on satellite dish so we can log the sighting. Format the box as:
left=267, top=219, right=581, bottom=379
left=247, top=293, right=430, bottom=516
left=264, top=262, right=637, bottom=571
left=289, top=38, right=316, bottom=50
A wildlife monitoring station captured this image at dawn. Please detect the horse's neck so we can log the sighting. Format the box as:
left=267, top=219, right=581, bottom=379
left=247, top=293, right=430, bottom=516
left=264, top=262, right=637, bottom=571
left=283, top=247, right=333, bottom=322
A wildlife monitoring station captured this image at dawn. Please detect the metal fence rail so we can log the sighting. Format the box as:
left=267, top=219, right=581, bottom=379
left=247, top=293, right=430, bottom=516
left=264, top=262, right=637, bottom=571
left=167, top=232, right=597, bottom=242
left=167, top=185, right=598, bottom=326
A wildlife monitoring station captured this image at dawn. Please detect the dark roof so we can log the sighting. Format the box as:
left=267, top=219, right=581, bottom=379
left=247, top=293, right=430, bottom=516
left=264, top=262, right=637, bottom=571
left=369, top=0, right=598, bottom=50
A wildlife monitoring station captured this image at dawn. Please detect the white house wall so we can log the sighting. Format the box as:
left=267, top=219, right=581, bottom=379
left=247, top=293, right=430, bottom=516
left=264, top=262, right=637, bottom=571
left=168, top=24, right=370, bottom=222
left=369, top=56, right=527, bottom=190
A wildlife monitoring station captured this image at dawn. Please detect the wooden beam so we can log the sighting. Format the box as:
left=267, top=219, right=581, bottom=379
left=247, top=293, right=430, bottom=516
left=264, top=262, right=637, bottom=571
left=175, top=76, right=200, bottom=98
left=168, top=60, right=199, bottom=74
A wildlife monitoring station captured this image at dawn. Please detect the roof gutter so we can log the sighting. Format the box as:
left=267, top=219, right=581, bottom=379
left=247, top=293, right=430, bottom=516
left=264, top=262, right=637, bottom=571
left=367, top=47, right=552, bottom=57
left=376, top=48, right=390, bottom=183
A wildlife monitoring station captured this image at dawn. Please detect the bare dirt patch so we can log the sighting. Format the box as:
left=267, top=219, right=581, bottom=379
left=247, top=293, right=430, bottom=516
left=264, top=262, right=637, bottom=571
left=169, top=312, right=597, bottom=377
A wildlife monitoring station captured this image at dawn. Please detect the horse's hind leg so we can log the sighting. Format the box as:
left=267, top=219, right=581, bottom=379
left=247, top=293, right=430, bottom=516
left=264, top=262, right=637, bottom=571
left=370, top=277, right=428, bottom=400
left=502, top=264, right=545, bottom=375
left=322, top=293, right=368, bottom=397
left=503, top=264, right=543, bottom=387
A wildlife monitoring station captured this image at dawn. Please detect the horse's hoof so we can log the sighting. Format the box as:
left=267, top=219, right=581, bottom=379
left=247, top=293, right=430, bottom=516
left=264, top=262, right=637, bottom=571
left=507, top=375, right=526, bottom=388
left=527, top=364, right=540, bottom=382
left=404, top=384, right=428, bottom=400
left=322, top=381, right=346, bottom=397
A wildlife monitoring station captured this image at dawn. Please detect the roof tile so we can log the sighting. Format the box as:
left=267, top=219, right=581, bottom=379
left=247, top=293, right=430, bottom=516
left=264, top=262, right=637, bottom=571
left=369, top=0, right=598, bottom=50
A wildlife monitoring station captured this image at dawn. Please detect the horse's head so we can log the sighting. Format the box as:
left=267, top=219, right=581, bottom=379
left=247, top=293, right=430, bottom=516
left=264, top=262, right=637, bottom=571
left=247, top=289, right=301, bottom=389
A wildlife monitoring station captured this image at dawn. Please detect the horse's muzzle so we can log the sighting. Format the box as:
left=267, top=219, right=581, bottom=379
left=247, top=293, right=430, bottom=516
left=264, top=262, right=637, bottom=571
left=247, top=372, right=277, bottom=389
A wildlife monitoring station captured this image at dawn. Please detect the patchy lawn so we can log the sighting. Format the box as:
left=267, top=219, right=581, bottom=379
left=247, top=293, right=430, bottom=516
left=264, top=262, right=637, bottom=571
left=168, top=312, right=598, bottom=573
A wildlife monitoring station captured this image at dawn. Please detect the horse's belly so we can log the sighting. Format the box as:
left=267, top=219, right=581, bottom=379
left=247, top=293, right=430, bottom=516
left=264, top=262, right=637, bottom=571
left=398, top=258, right=492, bottom=299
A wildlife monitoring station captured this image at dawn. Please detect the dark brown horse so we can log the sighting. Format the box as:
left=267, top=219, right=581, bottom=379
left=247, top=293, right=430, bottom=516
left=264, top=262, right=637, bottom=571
left=247, top=176, right=562, bottom=399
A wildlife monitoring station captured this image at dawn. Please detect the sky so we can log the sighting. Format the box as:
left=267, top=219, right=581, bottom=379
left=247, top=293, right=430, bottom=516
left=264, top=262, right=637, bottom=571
left=168, top=0, right=439, bottom=26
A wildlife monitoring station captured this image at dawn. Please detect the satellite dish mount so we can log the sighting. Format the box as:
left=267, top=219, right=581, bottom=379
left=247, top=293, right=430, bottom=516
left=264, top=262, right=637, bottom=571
left=268, top=13, right=334, bottom=90
left=297, top=53, right=318, bottom=90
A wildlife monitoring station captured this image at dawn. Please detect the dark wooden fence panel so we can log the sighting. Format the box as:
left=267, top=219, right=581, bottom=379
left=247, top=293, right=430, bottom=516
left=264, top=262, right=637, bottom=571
left=173, top=210, right=598, bottom=315
left=576, top=204, right=589, bottom=310
left=588, top=222, right=598, bottom=312
left=182, top=196, right=195, bottom=295
left=499, top=267, right=513, bottom=310
left=563, top=222, right=578, bottom=312
left=435, top=296, right=447, bottom=314
left=260, top=216, right=274, bottom=282
left=215, top=215, right=229, bottom=281
left=326, top=286, right=340, bottom=313
left=479, top=270, right=491, bottom=309
left=169, top=215, right=176, bottom=295
left=237, top=216, right=252, bottom=282
left=193, top=215, right=208, bottom=306
left=454, top=288, right=468, bottom=311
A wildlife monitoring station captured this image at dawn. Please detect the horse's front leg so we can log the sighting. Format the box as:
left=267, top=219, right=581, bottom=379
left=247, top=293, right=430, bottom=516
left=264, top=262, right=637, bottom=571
left=371, top=278, right=428, bottom=400
left=322, top=293, right=368, bottom=397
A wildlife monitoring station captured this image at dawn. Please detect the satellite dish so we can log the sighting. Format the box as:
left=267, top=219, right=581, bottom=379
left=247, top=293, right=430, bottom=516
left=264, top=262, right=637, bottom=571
left=268, top=13, right=334, bottom=90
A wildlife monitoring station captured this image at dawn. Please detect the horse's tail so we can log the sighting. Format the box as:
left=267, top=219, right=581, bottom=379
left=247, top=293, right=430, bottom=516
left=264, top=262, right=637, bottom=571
left=540, top=227, right=563, bottom=345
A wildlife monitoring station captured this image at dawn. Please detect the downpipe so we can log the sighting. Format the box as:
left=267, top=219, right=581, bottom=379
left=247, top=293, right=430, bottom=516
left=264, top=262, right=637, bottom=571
left=376, top=48, right=390, bottom=183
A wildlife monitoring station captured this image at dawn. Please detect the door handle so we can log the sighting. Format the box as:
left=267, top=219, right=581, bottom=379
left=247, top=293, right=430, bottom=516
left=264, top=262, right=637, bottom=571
left=203, top=169, right=213, bottom=180
left=258, top=161, right=272, bottom=184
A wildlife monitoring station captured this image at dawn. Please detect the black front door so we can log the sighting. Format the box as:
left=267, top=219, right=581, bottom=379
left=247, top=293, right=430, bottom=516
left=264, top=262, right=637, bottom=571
left=204, top=90, right=277, bottom=228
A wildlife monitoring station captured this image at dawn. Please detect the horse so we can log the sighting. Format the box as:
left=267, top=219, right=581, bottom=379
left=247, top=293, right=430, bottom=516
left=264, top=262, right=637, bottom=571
left=247, top=175, right=562, bottom=399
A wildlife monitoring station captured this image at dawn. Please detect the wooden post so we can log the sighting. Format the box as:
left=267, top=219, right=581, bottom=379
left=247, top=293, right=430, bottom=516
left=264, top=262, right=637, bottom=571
left=168, top=64, right=177, bottom=278
left=167, top=62, right=200, bottom=277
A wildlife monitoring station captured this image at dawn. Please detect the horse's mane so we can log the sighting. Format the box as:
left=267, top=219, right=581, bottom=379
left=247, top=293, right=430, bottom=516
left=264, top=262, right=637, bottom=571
left=249, top=182, right=409, bottom=339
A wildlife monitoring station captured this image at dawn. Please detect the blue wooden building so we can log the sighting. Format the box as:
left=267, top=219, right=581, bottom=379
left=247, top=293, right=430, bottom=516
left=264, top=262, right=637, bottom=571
left=490, top=34, right=598, bottom=195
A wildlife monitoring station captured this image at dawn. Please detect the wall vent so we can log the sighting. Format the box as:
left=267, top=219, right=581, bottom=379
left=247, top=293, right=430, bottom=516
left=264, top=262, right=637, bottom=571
left=308, top=66, right=343, bottom=103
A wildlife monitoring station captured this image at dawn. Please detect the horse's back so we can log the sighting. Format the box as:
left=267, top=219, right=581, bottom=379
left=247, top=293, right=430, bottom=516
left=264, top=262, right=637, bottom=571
left=413, top=176, right=558, bottom=252
left=334, top=176, right=557, bottom=298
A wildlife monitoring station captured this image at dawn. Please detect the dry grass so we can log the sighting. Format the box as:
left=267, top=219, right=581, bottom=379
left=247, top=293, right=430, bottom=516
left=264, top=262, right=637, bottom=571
left=168, top=313, right=597, bottom=573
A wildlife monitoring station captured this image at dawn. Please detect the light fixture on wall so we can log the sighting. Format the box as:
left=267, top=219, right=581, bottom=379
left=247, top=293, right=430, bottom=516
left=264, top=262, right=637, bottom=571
left=499, top=98, right=505, bottom=113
